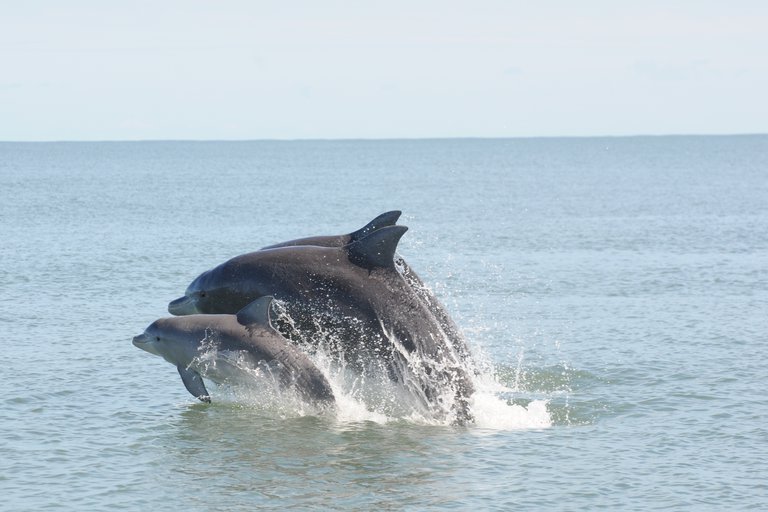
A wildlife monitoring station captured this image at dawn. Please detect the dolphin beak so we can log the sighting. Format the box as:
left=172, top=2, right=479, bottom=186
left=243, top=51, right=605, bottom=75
left=133, top=333, right=161, bottom=356
left=168, top=295, right=197, bottom=316
left=132, top=333, right=149, bottom=347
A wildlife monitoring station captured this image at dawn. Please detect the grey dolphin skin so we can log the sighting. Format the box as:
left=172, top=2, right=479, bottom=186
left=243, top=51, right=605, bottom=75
left=257, top=211, right=472, bottom=364
left=260, top=210, right=402, bottom=250
left=134, top=296, right=335, bottom=407
left=167, top=224, right=474, bottom=422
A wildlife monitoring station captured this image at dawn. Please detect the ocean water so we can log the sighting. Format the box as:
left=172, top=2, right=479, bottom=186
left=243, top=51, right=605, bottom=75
left=1, top=136, right=766, bottom=510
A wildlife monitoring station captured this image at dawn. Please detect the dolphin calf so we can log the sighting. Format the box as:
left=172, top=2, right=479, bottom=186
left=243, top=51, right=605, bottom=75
left=167, top=225, right=474, bottom=422
left=133, top=296, right=335, bottom=407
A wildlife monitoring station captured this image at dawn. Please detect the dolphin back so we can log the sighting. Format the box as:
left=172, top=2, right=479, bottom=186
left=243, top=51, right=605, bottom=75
left=260, top=211, right=401, bottom=250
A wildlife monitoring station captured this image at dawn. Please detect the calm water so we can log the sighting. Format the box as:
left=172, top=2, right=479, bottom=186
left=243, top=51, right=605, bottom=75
left=1, top=137, right=766, bottom=510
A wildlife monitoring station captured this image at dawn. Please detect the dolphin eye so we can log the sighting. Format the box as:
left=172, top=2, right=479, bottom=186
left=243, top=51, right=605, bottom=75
left=200, top=291, right=207, bottom=298
left=155, top=336, right=160, bottom=341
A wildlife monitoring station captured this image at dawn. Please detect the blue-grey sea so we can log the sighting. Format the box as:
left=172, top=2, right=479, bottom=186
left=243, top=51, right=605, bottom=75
left=1, top=136, right=766, bottom=510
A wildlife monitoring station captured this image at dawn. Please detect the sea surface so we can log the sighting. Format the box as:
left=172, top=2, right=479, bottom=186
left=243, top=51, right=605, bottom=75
left=1, top=136, right=766, bottom=510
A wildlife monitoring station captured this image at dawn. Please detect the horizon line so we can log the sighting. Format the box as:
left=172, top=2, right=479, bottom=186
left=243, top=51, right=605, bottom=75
left=1, top=132, right=766, bottom=143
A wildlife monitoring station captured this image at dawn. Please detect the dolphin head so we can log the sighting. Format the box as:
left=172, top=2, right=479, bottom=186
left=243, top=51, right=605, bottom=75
left=167, top=269, right=211, bottom=315
left=167, top=294, right=199, bottom=316
left=168, top=257, right=271, bottom=316
left=133, top=318, right=206, bottom=367
left=132, top=330, right=161, bottom=357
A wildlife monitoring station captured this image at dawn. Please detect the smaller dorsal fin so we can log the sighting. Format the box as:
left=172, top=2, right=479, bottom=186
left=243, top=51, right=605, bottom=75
left=346, top=225, right=408, bottom=270
left=236, top=296, right=274, bottom=329
left=349, top=210, right=402, bottom=243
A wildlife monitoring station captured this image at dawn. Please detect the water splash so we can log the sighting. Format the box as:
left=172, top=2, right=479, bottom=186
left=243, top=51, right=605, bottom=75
left=186, top=283, right=559, bottom=430
left=189, top=333, right=555, bottom=430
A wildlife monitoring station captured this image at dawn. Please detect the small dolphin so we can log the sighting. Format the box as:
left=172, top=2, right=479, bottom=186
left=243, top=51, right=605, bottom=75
left=133, top=296, right=335, bottom=407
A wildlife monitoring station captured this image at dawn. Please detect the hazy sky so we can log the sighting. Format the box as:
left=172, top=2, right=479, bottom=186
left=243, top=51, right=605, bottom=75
left=1, top=1, right=766, bottom=140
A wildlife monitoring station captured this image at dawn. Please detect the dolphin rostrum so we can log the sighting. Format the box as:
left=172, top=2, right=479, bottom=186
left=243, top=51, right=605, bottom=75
left=134, top=296, right=335, bottom=407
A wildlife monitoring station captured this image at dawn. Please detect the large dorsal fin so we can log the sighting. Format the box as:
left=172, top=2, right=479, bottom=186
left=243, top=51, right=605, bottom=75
left=346, top=225, right=408, bottom=270
left=236, top=296, right=274, bottom=329
left=348, top=210, right=402, bottom=243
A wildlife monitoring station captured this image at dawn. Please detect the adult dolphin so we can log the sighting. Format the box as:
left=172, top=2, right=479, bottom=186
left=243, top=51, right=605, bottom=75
left=167, top=226, right=473, bottom=422
left=258, top=211, right=472, bottom=364
left=134, top=296, right=335, bottom=407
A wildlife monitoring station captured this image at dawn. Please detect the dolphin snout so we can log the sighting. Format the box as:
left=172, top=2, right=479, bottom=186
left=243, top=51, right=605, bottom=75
left=133, top=332, right=162, bottom=357
left=132, top=333, right=149, bottom=347
left=168, top=296, right=197, bottom=315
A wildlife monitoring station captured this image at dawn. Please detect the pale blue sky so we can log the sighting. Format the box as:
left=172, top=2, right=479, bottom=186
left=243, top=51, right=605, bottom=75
left=1, top=1, right=766, bottom=140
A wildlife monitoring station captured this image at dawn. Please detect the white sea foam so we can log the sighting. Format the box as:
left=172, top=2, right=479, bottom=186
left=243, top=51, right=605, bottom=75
left=468, top=372, right=552, bottom=430
left=198, top=341, right=552, bottom=430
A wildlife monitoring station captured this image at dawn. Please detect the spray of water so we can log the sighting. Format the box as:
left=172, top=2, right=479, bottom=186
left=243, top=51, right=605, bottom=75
left=188, top=301, right=553, bottom=431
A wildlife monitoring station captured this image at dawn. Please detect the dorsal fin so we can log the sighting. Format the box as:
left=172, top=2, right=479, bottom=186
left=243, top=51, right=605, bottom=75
left=348, top=210, right=402, bottom=243
left=236, top=296, right=274, bottom=329
left=346, top=225, right=408, bottom=270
